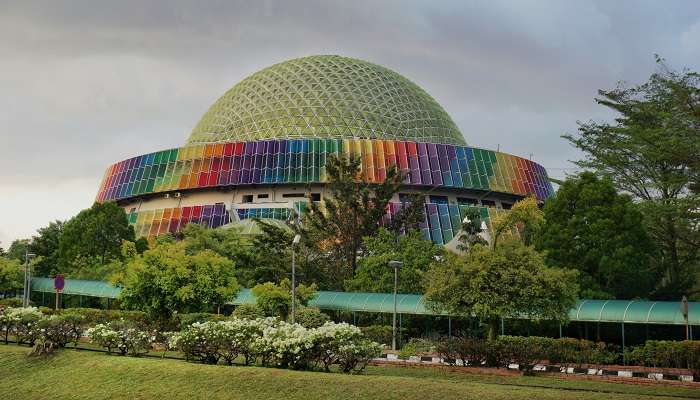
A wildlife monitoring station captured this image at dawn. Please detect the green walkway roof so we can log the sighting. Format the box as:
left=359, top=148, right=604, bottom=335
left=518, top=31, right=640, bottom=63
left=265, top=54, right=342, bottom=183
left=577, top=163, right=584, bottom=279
left=31, top=278, right=699, bottom=326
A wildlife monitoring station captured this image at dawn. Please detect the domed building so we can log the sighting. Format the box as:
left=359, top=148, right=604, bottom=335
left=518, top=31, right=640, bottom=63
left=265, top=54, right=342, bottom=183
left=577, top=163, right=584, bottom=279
left=96, top=55, right=553, bottom=246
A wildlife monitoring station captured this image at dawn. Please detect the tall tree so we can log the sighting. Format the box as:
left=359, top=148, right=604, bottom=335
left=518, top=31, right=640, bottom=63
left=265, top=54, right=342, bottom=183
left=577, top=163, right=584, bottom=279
left=28, top=220, right=64, bottom=277
left=6, top=239, right=31, bottom=262
left=0, top=257, right=23, bottom=294
left=537, top=173, right=656, bottom=299
left=57, top=202, right=135, bottom=277
left=564, top=58, right=699, bottom=298
left=425, top=240, right=579, bottom=340
left=302, top=154, right=408, bottom=285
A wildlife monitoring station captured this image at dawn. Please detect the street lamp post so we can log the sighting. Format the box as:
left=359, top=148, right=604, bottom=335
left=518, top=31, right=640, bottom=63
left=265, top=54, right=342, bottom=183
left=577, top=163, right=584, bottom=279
left=22, top=252, right=36, bottom=308
left=388, top=260, right=403, bottom=351
left=291, top=234, right=301, bottom=324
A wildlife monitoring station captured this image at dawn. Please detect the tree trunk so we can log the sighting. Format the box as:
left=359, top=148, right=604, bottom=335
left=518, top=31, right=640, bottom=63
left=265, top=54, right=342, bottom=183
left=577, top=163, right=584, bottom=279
left=487, top=318, right=499, bottom=341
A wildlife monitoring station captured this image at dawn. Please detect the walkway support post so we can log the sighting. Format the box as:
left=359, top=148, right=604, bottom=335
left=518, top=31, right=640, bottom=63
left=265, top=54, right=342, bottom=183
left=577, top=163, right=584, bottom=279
left=388, top=260, right=403, bottom=351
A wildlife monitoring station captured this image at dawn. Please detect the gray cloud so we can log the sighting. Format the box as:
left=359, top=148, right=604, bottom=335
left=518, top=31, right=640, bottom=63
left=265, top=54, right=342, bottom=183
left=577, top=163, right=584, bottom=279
left=1, top=0, right=699, bottom=245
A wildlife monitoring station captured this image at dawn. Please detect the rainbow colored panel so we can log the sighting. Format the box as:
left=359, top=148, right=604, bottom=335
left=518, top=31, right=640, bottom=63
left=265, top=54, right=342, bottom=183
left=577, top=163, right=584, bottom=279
left=96, top=139, right=554, bottom=203
left=128, top=202, right=506, bottom=245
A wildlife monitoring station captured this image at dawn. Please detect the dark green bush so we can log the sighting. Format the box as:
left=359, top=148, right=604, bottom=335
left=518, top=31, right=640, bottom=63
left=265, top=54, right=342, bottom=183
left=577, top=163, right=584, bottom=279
left=232, top=304, right=264, bottom=320
left=626, top=340, right=700, bottom=372
left=0, top=298, right=24, bottom=307
left=360, top=325, right=393, bottom=347
left=291, top=307, right=330, bottom=328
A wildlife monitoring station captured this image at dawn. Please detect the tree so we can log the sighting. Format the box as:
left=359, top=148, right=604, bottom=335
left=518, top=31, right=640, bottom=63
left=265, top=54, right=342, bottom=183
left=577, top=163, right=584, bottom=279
left=490, top=196, right=544, bottom=249
left=424, top=240, right=579, bottom=340
left=456, top=208, right=487, bottom=252
left=57, top=202, right=135, bottom=278
left=177, top=223, right=254, bottom=283
left=564, top=58, right=699, bottom=298
left=251, top=278, right=317, bottom=320
left=537, top=173, right=656, bottom=299
left=0, top=257, right=23, bottom=293
left=6, top=239, right=31, bottom=262
left=302, top=154, right=408, bottom=284
left=28, top=220, right=64, bottom=277
left=345, top=228, right=444, bottom=293
left=117, top=241, right=239, bottom=318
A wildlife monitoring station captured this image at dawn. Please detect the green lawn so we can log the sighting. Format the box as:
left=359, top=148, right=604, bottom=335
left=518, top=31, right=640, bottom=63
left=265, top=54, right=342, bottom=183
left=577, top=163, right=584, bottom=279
left=1, top=345, right=696, bottom=400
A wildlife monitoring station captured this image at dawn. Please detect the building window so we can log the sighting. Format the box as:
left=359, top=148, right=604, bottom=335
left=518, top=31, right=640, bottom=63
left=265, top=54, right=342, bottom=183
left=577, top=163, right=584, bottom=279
left=282, top=193, right=305, bottom=198
left=429, top=195, right=448, bottom=204
left=257, top=194, right=269, bottom=199
left=242, top=194, right=254, bottom=203
left=311, top=193, right=321, bottom=202
left=501, top=202, right=512, bottom=210
left=457, top=197, right=478, bottom=206
left=481, top=199, right=496, bottom=207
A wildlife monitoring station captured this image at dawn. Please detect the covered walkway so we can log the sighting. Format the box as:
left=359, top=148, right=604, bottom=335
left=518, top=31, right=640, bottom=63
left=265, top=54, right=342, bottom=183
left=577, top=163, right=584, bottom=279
left=30, top=277, right=699, bottom=326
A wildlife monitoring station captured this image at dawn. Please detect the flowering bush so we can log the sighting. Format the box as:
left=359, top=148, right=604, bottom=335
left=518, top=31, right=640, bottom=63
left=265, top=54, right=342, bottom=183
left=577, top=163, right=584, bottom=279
left=170, top=317, right=381, bottom=373
left=0, top=307, right=43, bottom=345
left=86, top=320, right=152, bottom=356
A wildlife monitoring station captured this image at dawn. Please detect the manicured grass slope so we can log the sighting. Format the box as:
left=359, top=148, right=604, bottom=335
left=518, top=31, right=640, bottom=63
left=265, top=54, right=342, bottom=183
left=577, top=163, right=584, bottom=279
left=0, top=346, right=694, bottom=400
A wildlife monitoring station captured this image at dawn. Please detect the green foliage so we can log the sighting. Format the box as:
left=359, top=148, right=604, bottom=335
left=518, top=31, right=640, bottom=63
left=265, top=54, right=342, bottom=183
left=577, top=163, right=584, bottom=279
left=345, top=228, right=443, bottom=293
left=360, top=325, right=393, bottom=347
left=491, top=196, right=544, bottom=249
left=0, top=257, right=23, bottom=292
left=564, top=59, right=700, bottom=298
left=438, top=335, right=619, bottom=370
left=117, top=241, right=240, bottom=318
left=425, top=241, right=579, bottom=340
left=251, top=279, right=317, bottom=320
left=231, top=304, right=264, bottom=320
left=456, top=208, right=487, bottom=252
left=292, top=307, right=330, bottom=328
left=626, top=340, right=700, bottom=372
left=57, top=202, right=135, bottom=279
left=537, top=173, right=656, bottom=299
left=302, top=154, right=408, bottom=287
left=6, top=239, right=30, bottom=262
left=28, top=220, right=64, bottom=277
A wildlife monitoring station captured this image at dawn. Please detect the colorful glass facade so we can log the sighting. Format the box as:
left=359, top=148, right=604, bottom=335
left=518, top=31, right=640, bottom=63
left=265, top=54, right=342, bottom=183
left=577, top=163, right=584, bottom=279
left=127, top=201, right=506, bottom=245
left=97, top=138, right=553, bottom=203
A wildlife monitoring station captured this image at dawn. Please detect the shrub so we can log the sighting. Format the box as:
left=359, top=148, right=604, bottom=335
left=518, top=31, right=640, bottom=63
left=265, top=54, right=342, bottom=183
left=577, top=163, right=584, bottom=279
left=336, top=338, right=383, bottom=373
left=232, top=304, right=264, bottom=320
left=0, top=298, right=24, bottom=308
left=292, top=307, right=330, bottom=329
left=0, top=307, right=43, bottom=345
left=170, top=317, right=381, bottom=373
left=86, top=320, right=152, bottom=356
left=35, top=314, right=85, bottom=348
left=626, top=340, right=700, bottom=372
left=360, top=325, right=392, bottom=346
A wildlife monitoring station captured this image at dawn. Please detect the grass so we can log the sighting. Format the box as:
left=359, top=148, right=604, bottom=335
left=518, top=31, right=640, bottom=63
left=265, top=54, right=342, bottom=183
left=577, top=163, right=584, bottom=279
left=1, top=345, right=697, bottom=400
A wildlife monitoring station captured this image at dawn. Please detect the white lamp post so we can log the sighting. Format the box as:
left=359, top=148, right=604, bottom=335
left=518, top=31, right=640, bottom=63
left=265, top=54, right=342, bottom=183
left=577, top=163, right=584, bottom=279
left=388, top=260, right=403, bottom=350
left=290, top=234, right=301, bottom=324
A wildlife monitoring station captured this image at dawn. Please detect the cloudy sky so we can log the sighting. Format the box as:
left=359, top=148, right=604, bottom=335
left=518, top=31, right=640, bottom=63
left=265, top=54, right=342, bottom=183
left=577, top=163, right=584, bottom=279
left=1, top=0, right=698, bottom=246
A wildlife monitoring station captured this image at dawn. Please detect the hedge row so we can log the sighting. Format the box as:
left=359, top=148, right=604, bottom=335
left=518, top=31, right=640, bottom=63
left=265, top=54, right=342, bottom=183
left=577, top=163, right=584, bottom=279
left=437, top=336, right=619, bottom=371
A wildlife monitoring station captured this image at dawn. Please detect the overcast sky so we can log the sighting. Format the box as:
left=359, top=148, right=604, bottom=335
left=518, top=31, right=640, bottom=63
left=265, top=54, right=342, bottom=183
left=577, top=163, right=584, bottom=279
left=1, top=0, right=698, bottom=246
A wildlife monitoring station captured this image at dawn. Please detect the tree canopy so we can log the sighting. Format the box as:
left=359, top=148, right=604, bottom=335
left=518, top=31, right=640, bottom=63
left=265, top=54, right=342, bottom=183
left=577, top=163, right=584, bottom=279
left=251, top=278, right=317, bottom=320
left=564, top=58, right=699, bottom=298
left=424, top=240, right=579, bottom=340
left=116, top=241, right=240, bottom=317
left=344, top=228, right=444, bottom=293
left=302, top=154, right=419, bottom=288
left=0, top=257, right=23, bottom=293
left=537, top=173, right=656, bottom=299
left=57, top=202, right=135, bottom=278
